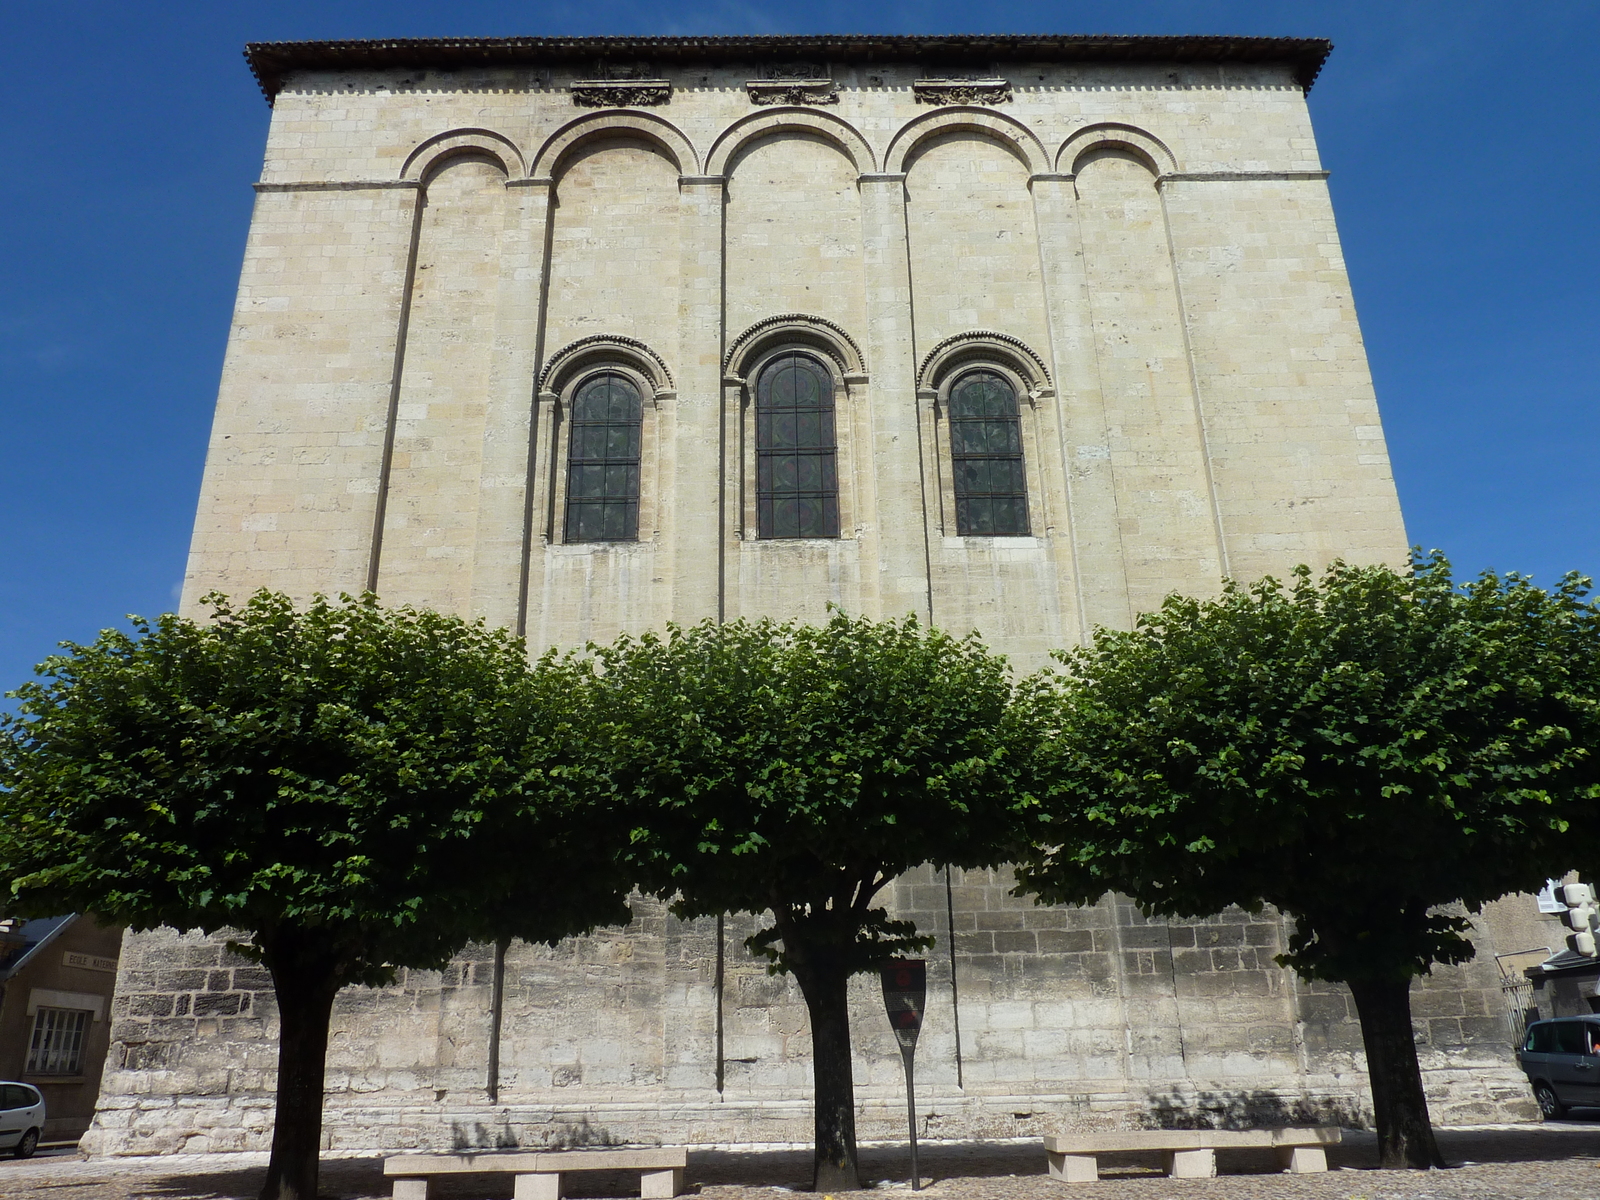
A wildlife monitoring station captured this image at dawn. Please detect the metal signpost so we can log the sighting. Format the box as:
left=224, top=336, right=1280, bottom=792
left=880, top=958, right=927, bottom=1190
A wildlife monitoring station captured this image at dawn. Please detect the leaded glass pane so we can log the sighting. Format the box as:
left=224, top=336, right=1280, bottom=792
left=948, top=370, right=1029, bottom=536
left=756, top=354, right=839, bottom=539
left=564, top=373, right=642, bottom=543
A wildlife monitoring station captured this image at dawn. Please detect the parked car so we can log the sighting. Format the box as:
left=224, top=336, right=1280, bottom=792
left=0, top=1084, right=43, bottom=1158
left=1518, top=1017, right=1600, bottom=1119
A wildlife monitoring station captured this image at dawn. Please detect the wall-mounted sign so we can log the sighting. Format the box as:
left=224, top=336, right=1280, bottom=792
left=63, top=951, right=119, bottom=973
left=1539, top=879, right=1568, bottom=914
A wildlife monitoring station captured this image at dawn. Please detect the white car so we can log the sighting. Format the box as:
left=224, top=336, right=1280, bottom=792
left=0, top=1084, right=43, bottom=1158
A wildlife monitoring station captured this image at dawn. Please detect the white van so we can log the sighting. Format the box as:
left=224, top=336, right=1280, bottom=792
left=0, top=1084, right=44, bottom=1158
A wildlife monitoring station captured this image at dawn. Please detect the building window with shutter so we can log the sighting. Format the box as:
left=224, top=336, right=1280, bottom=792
left=756, top=353, right=839, bottom=539
left=27, top=1007, right=90, bottom=1075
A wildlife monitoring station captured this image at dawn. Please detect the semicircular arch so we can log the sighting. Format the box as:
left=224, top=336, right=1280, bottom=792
left=531, top=111, right=699, bottom=180
left=402, top=128, right=524, bottom=182
left=886, top=108, right=1048, bottom=177
left=540, top=334, right=675, bottom=398
left=1058, top=122, right=1177, bottom=176
left=917, top=331, right=1052, bottom=395
left=706, top=108, right=876, bottom=177
left=725, top=313, right=865, bottom=381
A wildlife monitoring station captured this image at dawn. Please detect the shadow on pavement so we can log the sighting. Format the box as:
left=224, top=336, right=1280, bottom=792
left=36, top=1124, right=1600, bottom=1199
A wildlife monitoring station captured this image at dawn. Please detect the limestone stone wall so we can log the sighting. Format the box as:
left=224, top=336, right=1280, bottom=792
left=180, top=53, right=1407, bottom=666
left=85, top=869, right=1541, bottom=1155
left=93, top=41, right=1500, bottom=1154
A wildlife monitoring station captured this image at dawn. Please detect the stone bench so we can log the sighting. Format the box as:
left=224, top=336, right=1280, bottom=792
left=385, top=1148, right=688, bottom=1200
left=1044, top=1126, right=1341, bottom=1182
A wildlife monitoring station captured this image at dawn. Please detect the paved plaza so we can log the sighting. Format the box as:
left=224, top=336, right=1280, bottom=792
left=4, top=1125, right=1599, bottom=1200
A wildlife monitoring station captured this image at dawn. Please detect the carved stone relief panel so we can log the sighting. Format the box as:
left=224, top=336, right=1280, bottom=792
left=913, top=78, right=1012, bottom=105
left=570, top=80, right=673, bottom=107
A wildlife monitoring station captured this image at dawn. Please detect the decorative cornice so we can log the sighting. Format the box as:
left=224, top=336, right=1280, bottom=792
left=1158, top=169, right=1330, bottom=183
left=913, top=78, right=1012, bottom=106
left=724, top=313, right=866, bottom=377
left=746, top=79, right=838, bottom=106
left=917, top=330, right=1052, bottom=391
left=539, top=334, right=675, bottom=393
left=254, top=179, right=420, bottom=192
left=245, top=37, right=1334, bottom=107
left=570, top=79, right=672, bottom=108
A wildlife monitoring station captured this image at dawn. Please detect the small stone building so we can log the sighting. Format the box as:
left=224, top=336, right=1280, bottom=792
left=0, top=914, right=122, bottom=1141
left=1527, top=951, right=1600, bottom=1021
left=87, top=34, right=1541, bottom=1154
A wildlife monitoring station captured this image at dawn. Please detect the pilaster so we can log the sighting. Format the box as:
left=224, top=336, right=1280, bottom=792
left=1029, top=175, right=1134, bottom=635
left=673, top=176, right=726, bottom=625
left=471, top=178, right=553, bottom=633
left=858, top=173, right=932, bottom=624
left=183, top=182, right=425, bottom=613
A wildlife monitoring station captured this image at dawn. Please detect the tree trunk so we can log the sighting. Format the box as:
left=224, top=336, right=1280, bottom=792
left=796, top=964, right=861, bottom=1191
left=1347, top=976, right=1445, bottom=1169
left=259, top=932, right=343, bottom=1200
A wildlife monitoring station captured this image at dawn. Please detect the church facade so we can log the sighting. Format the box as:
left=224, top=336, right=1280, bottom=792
left=86, top=35, right=1542, bottom=1155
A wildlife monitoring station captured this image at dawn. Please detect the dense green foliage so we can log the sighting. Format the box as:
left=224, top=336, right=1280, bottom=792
left=1014, top=554, right=1600, bottom=1165
left=590, top=612, right=1030, bottom=1188
left=594, top=612, right=1026, bottom=960
left=0, top=591, right=631, bottom=1200
left=1016, top=555, right=1600, bottom=977
left=1, top=590, right=628, bottom=962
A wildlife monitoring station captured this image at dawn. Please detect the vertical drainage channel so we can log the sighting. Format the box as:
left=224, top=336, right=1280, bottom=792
left=1156, top=178, right=1231, bottom=582
left=713, top=180, right=730, bottom=1088
left=486, top=937, right=508, bottom=1103
left=715, top=913, right=726, bottom=1095
left=366, top=183, right=427, bottom=594
left=946, top=866, right=964, bottom=1088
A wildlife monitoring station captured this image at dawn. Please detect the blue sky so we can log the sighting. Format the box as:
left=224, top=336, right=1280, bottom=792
left=2, top=2, right=1597, bottom=691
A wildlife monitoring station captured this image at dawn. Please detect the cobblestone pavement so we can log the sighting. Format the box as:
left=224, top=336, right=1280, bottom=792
left=2, top=1126, right=1599, bottom=1200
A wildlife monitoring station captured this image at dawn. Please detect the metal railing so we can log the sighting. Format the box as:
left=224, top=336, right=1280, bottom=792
left=1495, top=947, right=1550, bottom=1048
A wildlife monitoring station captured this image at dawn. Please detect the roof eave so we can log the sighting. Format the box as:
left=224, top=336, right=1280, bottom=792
left=242, top=33, right=1332, bottom=107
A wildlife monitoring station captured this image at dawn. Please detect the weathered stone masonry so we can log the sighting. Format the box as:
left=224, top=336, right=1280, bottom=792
left=86, top=34, right=1550, bottom=1153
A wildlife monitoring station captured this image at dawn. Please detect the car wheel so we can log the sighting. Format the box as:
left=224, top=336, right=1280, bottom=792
left=13, top=1128, right=37, bottom=1159
left=1535, top=1082, right=1567, bottom=1120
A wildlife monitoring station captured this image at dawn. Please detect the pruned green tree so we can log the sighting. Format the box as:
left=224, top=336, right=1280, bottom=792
left=0, top=592, right=631, bottom=1200
left=1014, top=555, right=1600, bottom=1168
left=591, top=613, right=1028, bottom=1191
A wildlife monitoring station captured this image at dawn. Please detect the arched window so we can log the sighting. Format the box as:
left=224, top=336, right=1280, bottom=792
left=756, top=353, right=839, bottom=539
left=948, top=369, right=1029, bottom=536
left=564, top=372, right=642, bottom=542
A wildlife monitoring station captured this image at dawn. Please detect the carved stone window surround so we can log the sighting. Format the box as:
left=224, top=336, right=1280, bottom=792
left=728, top=346, right=863, bottom=544
left=916, top=346, right=1050, bottom=540
left=541, top=364, right=664, bottom=548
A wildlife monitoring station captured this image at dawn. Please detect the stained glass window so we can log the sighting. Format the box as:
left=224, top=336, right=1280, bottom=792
left=564, top=373, right=642, bottom=543
left=756, top=354, right=839, bottom=539
left=949, top=370, right=1029, bottom=536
